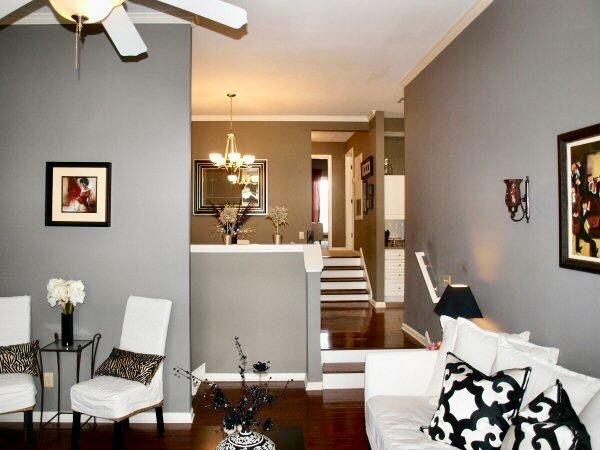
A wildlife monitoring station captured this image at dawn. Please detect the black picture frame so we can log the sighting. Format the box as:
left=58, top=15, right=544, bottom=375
left=193, top=159, right=268, bottom=215
left=558, top=123, right=600, bottom=274
left=361, top=156, right=374, bottom=180
left=45, top=162, right=111, bottom=227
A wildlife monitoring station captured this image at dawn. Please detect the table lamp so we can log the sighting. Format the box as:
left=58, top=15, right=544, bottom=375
left=434, top=284, right=483, bottom=319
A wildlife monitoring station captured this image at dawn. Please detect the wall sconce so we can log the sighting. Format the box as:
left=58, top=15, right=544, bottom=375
left=503, top=176, right=530, bottom=223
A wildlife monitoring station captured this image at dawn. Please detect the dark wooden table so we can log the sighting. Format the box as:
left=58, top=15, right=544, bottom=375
left=194, top=426, right=305, bottom=449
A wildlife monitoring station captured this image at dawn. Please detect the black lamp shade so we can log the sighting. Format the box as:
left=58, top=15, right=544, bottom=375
left=434, top=285, right=483, bottom=319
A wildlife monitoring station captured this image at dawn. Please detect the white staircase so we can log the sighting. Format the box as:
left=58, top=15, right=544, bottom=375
left=320, top=253, right=371, bottom=302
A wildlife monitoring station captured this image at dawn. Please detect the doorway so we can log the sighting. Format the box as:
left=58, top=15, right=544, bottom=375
left=311, top=155, right=332, bottom=248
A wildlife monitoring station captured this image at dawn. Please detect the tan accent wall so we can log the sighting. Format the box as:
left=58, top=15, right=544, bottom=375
left=311, top=142, right=347, bottom=248
left=346, top=112, right=385, bottom=299
left=191, top=121, right=367, bottom=244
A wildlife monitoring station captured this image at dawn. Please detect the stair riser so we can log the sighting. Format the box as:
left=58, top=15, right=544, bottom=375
left=323, top=373, right=364, bottom=390
left=321, top=281, right=367, bottom=290
left=323, top=257, right=361, bottom=267
left=321, top=350, right=368, bottom=363
left=322, top=270, right=364, bottom=278
left=321, top=294, right=370, bottom=301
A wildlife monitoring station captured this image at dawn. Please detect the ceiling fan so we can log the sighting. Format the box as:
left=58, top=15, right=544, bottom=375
left=0, top=0, right=247, bottom=58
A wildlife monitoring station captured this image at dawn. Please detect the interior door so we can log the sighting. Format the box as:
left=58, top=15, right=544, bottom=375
left=345, top=149, right=354, bottom=249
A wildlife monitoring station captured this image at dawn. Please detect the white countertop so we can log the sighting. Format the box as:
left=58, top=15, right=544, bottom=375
left=190, top=244, right=324, bottom=273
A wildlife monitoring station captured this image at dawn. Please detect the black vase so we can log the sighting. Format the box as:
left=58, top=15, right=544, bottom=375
left=61, top=313, right=74, bottom=347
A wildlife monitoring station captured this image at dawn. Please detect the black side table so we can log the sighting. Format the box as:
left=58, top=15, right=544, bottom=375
left=39, top=333, right=101, bottom=427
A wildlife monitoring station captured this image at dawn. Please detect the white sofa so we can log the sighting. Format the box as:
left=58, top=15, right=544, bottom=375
left=365, top=336, right=600, bottom=450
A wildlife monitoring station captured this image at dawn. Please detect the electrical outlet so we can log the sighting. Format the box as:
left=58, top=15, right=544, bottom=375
left=298, top=231, right=305, bottom=240
left=43, top=372, right=54, bottom=388
left=443, top=274, right=452, bottom=286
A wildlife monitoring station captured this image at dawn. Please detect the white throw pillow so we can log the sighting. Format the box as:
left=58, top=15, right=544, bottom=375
left=579, top=388, right=600, bottom=449
left=452, top=317, right=530, bottom=375
left=425, top=315, right=457, bottom=399
left=493, top=336, right=600, bottom=413
left=507, top=338, right=559, bottom=364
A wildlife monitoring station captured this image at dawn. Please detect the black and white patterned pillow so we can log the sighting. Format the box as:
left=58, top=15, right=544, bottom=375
left=95, top=348, right=164, bottom=385
left=511, top=380, right=591, bottom=450
left=424, top=352, right=530, bottom=450
left=0, top=341, right=39, bottom=376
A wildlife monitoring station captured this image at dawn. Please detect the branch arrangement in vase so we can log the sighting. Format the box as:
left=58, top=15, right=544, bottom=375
left=266, top=206, right=289, bottom=245
left=211, top=202, right=255, bottom=244
left=47, top=278, right=85, bottom=346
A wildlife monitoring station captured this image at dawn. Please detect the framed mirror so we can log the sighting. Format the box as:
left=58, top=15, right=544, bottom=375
left=193, top=159, right=268, bottom=215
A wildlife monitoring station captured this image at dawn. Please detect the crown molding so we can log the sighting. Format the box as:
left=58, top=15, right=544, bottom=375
left=400, top=0, right=495, bottom=89
left=191, top=115, right=370, bottom=123
left=6, top=11, right=188, bottom=25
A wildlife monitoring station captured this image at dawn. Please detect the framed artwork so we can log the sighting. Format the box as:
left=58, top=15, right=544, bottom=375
left=558, top=123, right=600, bottom=274
left=361, top=156, right=374, bottom=180
left=193, top=159, right=268, bottom=215
left=45, top=162, right=111, bottom=227
left=362, top=182, right=375, bottom=213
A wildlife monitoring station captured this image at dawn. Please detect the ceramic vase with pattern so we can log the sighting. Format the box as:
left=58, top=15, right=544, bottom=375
left=217, top=430, right=276, bottom=450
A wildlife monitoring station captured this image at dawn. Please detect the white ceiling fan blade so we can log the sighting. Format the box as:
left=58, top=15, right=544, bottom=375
left=0, top=0, right=34, bottom=20
left=102, top=6, right=147, bottom=57
left=157, top=0, right=247, bottom=29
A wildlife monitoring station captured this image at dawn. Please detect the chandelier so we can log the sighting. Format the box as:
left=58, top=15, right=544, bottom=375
left=209, top=93, right=255, bottom=184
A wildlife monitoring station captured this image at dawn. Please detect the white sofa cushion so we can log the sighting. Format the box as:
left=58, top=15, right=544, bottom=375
left=579, top=389, right=600, bottom=449
left=426, top=317, right=530, bottom=400
left=0, top=373, right=36, bottom=414
left=493, top=336, right=600, bottom=413
left=452, top=318, right=530, bottom=375
left=70, top=371, right=162, bottom=420
left=366, top=395, right=453, bottom=450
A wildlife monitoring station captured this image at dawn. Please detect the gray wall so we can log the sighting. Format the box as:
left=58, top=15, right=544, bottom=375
left=191, top=253, right=308, bottom=374
left=405, top=0, right=600, bottom=376
left=0, top=25, right=192, bottom=412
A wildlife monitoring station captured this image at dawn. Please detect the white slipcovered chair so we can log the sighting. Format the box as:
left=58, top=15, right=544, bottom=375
left=0, top=295, right=40, bottom=449
left=70, top=295, right=172, bottom=450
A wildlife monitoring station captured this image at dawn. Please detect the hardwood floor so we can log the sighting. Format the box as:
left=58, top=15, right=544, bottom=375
left=0, top=388, right=368, bottom=450
left=321, top=302, right=421, bottom=350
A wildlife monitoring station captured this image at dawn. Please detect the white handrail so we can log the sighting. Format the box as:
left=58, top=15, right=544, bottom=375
left=415, top=251, right=440, bottom=304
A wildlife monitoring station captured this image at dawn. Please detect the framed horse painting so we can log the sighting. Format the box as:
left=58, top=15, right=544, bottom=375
left=558, top=123, right=600, bottom=274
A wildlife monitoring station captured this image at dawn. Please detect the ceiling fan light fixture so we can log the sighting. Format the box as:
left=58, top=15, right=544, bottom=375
left=49, top=0, right=125, bottom=23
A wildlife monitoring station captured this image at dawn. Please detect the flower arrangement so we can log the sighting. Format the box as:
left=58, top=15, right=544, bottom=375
left=266, top=206, right=289, bottom=235
left=47, top=278, right=85, bottom=314
left=211, top=202, right=255, bottom=239
left=426, top=341, right=442, bottom=351
left=173, top=338, right=288, bottom=441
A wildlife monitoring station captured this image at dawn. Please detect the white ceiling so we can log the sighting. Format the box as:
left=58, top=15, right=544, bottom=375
left=7, top=0, right=487, bottom=118
left=311, top=131, right=355, bottom=143
left=191, top=0, right=484, bottom=118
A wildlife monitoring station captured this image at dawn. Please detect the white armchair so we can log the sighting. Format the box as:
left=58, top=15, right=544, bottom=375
left=70, top=295, right=172, bottom=450
left=0, top=295, right=39, bottom=450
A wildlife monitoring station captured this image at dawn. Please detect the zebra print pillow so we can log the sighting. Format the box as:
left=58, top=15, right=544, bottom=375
left=511, top=380, right=591, bottom=450
left=95, top=348, right=164, bottom=385
left=0, top=341, right=39, bottom=376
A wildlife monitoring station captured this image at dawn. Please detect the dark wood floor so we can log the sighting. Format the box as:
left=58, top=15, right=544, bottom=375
left=2, top=303, right=418, bottom=449
left=321, top=302, right=420, bottom=350
left=0, top=388, right=368, bottom=450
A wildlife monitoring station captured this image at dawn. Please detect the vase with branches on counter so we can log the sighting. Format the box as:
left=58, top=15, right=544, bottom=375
left=266, top=206, right=289, bottom=245
left=212, top=202, right=255, bottom=245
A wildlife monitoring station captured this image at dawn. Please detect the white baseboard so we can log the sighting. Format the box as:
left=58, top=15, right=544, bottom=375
left=323, top=373, right=364, bottom=390
left=401, top=323, right=427, bottom=347
left=0, top=409, right=194, bottom=424
left=369, top=299, right=386, bottom=308
left=305, top=382, right=323, bottom=391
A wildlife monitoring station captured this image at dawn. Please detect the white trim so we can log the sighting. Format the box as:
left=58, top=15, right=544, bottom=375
left=192, top=115, right=370, bottom=123
left=384, top=132, right=405, bottom=138
left=401, top=323, right=428, bottom=347
left=384, top=113, right=404, bottom=119
left=312, top=154, right=333, bottom=247
left=415, top=251, right=441, bottom=303
left=305, top=382, right=323, bottom=391
left=0, top=410, right=194, bottom=424
left=345, top=148, right=355, bottom=249
left=323, top=373, right=364, bottom=390
left=202, top=373, right=306, bottom=382
left=321, top=349, right=368, bottom=363
left=400, top=0, right=495, bottom=89
left=369, top=299, right=386, bottom=309
left=6, top=11, right=189, bottom=25
left=359, top=248, right=373, bottom=301
left=190, top=243, right=324, bottom=273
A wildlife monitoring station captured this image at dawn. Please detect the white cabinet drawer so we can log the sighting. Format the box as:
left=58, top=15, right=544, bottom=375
left=385, top=260, right=405, bottom=271
left=385, top=271, right=404, bottom=281
left=385, top=250, right=405, bottom=260
left=385, top=282, right=404, bottom=295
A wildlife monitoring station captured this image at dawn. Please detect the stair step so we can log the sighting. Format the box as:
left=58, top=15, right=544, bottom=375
left=321, top=289, right=369, bottom=295
left=321, top=294, right=370, bottom=301
left=321, top=277, right=366, bottom=282
left=323, top=257, right=361, bottom=267
left=323, top=254, right=361, bottom=258
left=323, top=362, right=365, bottom=374
left=323, top=266, right=364, bottom=270
left=321, top=281, right=368, bottom=290
left=322, top=373, right=364, bottom=389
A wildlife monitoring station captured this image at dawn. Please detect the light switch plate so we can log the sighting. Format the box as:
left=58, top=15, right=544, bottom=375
left=298, top=231, right=305, bottom=240
left=43, top=372, right=54, bottom=388
left=443, top=274, right=452, bottom=286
